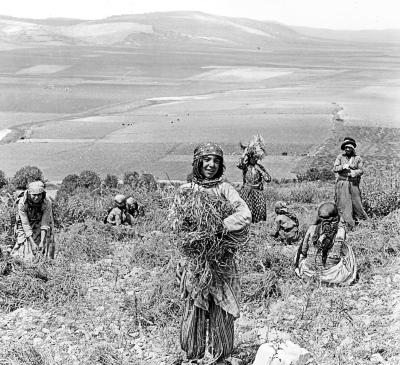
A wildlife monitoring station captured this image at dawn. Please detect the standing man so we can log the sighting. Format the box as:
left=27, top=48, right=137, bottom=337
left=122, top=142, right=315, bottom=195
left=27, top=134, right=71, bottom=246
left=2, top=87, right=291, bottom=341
left=333, top=137, right=369, bottom=227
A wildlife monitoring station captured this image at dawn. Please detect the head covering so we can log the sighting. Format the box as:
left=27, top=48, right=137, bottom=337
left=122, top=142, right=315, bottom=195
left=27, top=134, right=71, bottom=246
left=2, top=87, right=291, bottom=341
left=114, top=194, right=126, bottom=207
left=341, top=137, right=356, bottom=150
left=314, top=202, right=340, bottom=266
left=27, top=181, right=45, bottom=195
left=274, top=201, right=288, bottom=212
left=193, top=142, right=223, bottom=162
left=191, top=142, right=225, bottom=188
left=126, top=197, right=135, bottom=206
left=317, top=202, right=338, bottom=219
left=275, top=201, right=299, bottom=226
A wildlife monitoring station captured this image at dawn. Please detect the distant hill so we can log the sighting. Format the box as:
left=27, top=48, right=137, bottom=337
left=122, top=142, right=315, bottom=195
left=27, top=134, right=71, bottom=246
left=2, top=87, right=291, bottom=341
left=293, top=25, right=400, bottom=44
left=0, top=11, right=398, bottom=50
left=0, top=11, right=309, bottom=49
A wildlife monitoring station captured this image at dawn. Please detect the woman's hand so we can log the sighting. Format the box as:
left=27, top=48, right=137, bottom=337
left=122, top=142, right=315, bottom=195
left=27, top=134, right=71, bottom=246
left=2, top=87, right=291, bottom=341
left=29, top=237, right=38, bottom=253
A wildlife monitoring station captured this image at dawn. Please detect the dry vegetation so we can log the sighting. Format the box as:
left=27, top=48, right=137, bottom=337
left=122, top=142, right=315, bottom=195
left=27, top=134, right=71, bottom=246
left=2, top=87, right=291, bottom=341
left=0, top=167, right=399, bottom=364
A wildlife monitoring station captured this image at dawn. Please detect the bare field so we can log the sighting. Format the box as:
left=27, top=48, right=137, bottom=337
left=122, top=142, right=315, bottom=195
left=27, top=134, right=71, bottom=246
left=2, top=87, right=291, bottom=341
left=0, top=43, right=399, bottom=180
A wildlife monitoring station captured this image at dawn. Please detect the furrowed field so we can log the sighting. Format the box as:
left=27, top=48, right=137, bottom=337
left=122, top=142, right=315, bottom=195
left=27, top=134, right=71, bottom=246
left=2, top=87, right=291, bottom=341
left=0, top=166, right=399, bottom=365
left=0, top=37, right=399, bottom=182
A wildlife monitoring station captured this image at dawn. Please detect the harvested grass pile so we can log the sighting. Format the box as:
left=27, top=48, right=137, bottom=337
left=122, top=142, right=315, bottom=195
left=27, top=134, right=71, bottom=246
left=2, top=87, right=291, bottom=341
left=0, top=256, right=82, bottom=312
left=171, top=189, right=248, bottom=290
left=0, top=344, right=52, bottom=365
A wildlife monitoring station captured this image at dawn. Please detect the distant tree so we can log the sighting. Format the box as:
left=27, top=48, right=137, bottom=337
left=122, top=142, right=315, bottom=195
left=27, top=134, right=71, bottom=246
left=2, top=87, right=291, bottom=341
left=0, top=170, right=7, bottom=189
left=137, top=173, right=158, bottom=191
left=103, top=174, right=119, bottom=188
left=78, top=170, right=101, bottom=190
left=123, top=171, right=140, bottom=187
left=12, top=166, right=44, bottom=189
left=60, top=174, right=80, bottom=194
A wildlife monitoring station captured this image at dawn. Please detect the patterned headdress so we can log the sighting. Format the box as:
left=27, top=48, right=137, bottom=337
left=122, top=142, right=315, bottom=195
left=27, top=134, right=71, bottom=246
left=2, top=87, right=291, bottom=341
left=192, top=142, right=224, bottom=188
left=193, top=142, right=224, bottom=162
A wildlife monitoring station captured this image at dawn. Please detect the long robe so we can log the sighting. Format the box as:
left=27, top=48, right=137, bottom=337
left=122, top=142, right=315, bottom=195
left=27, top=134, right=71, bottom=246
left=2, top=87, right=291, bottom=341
left=13, top=191, right=55, bottom=261
left=333, top=153, right=368, bottom=227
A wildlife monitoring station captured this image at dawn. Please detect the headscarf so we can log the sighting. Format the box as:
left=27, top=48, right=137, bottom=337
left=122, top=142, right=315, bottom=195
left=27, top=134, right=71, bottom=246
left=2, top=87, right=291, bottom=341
left=28, top=181, right=45, bottom=195
left=275, top=201, right=299, bottom=226
left=312, top=202, right=339, bottom=266
left=114, top=194, right=126, bottom=207
left=26, top=181, right=45, bottom=207
left=192, top=142, right=224, bottom=188
left=193, top=142, right=224, bottom=161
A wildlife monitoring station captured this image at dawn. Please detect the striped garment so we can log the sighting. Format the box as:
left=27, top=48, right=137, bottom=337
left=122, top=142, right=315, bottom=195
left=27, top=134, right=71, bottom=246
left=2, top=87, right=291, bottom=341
left=180, top=296, right=234, bottom=362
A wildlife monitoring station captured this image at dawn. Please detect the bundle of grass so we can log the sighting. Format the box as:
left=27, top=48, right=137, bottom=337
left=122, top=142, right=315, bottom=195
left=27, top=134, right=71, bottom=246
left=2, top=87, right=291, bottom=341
left=171, top=189, right=248, bottom=291
left=0, top=257, right=49, bottom=312
left=87, top=344, right=121, bottom=365
left=0, top=344, right=52, bottom=365
left=0, top=255, right=83, bottom=312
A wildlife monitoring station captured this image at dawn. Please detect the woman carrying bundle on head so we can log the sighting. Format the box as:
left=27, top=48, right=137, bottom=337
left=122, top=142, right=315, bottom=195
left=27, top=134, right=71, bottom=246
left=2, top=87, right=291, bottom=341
left=294, top=202, right=357, bottom=285
left=12, top=181, right=55, bottom=261
left=237, top=135, right=271, bottom=223
left=270, top=201, right=300, bottom=245
left=172, top=142, right=251, bottom=365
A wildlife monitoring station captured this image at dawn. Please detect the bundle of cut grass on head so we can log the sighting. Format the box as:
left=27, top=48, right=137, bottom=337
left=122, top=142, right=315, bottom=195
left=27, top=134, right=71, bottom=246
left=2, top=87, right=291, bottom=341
left=171, top=188, right=248, bottom=290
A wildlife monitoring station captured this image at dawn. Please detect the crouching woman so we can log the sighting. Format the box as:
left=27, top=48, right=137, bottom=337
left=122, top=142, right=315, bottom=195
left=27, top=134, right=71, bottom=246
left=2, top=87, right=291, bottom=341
left=294, top=202, right=357, bottom=285
left=12, top=181, right=55, bottom=261
left=175, top=142, right=251, bottom=364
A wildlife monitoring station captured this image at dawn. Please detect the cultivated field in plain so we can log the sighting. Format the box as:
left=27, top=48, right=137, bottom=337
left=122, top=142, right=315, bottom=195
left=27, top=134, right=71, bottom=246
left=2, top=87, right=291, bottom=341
left=0, top=24, right=398, bottom=181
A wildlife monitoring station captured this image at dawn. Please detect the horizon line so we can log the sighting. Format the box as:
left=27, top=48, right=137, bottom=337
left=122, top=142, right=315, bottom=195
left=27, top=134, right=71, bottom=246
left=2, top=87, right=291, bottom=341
left=0, top=10, right=399, bottom=32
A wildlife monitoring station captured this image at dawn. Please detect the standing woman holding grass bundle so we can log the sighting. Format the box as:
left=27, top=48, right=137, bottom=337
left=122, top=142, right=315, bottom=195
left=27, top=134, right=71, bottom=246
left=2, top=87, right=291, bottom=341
left=237, top=135, right=271, bottom=223
left=174, top=142, right=251, bottom=365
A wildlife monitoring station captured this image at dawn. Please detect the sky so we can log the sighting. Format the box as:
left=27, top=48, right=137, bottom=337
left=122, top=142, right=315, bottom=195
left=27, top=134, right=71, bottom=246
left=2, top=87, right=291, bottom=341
left=0, top=0, right=399, bottom=30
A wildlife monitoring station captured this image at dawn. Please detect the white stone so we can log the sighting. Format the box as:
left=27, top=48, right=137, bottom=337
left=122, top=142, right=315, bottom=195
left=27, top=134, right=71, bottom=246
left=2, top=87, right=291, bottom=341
left=226, top=356, right=243, bottom=365
left=253, top=341, right=312, bottom=365
left=32, top=337, right=43, bottom=346
left=371, top=353, right=386, bottom=364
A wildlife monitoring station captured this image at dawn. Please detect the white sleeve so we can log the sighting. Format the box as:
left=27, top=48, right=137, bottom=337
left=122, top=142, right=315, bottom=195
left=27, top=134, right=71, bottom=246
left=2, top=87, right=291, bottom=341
left=220, top=183, right=252, bottom=231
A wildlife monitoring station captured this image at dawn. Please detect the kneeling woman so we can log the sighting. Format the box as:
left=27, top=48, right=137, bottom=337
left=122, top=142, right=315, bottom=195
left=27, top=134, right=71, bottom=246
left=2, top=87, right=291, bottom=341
left=295, top=202, right=357, bottom=285
left=176, top=142, right=251, bottom=364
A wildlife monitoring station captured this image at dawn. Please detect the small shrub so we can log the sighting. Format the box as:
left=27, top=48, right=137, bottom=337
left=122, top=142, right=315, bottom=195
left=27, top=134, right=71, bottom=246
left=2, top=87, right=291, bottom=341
left=103, top=174, right=119, bottom=189
left=123, top=171, right=139, bottom=187
left=349, top=211, right=400, bottom=275
left=59, top=174, right=80, bottom=195
left=0, top=170, right=7, bottom=189
left=53, top=193, right=109, bottom=228
left=362, top=175, right=400, bottom=217
left=137, top=173, right=158, bottom=191
left=57, top=220, right=114, bottom=263
left=78, top=170, right=101, bottom=190
left=296, top=167, right=335, bottom=182
left=12, top=166, right=44, bottom=189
